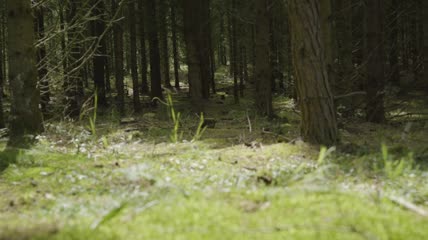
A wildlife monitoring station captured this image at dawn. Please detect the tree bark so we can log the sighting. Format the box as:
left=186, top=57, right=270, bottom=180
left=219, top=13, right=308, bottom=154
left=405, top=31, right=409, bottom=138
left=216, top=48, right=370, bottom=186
left=138, top=0, right=149, bottom=94
left=182, top=0, right=211, bottom=110
left=365, top=0, right=385, bottom=123
left=112, top=0, right=125, bottom=114
left=0, top=12, right=4, bottom=129
left=159, top=0, right=172, bottom=88
left=424, top=0, right=428, bottom=91
left=170, top=1, right=180, bottom=89
left=64, top=0, right=84, bottom=118
left=254, top=0, right=273, bottom=117
left=129, top=0, right=141, bottom=113
left=92, top=0, right=107, bottom=107
left=7, top=0, right=44, bottom=146
left=145, top=0, right=163, bottom=101
left=288, top=0, right=338, bottom=145
left=35, top=4, right=50, bottom=116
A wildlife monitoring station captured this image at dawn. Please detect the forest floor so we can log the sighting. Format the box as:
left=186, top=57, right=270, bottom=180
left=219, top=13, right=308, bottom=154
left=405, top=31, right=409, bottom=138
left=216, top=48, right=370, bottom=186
left=1, top=71, right=428, bottom=239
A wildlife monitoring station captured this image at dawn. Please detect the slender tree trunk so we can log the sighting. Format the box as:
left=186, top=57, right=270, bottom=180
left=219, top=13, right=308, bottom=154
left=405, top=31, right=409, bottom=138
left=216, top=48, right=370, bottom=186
left=129, top=0, right=141, bottom=113
left=389, top=0, right=400, bottom=84
left=0, top=16, right=4, bottom=128
left=64, top=0, right=84, bottom=118
left=138, top=0, right=149, bottom=94
left=112, top=0, right=125, bottom=114
left=159, top=0, right=172, bottom=88
left=92, top=0, right=107, bottom=107
left=232, top=0, right=239, bottom=103
left=146, top=0, right=163, bottom=101
left=7, top=0, right=44, bottom=146
left=254, top=0, right=272, bottom=117
left=35, top=4, right=50, bottom=116
left=288, top=0, right=338, bottom=145
left=183, top=0, right=211, bottom=110
left=424, top=0, right=428, bottom=91
left=227, top=11, right=234, bottom=76
left=365, top=0, right=385, bottom=123
left=170, top=1, right=180, bottom=89
left=335, top=0, right=354, bottom=95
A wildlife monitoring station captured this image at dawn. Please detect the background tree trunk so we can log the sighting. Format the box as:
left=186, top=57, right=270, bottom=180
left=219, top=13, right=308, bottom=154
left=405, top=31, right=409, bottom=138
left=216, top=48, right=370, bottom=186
left=183, top=0, right=211, bottom=109
left=92, top=0, right=107, bottom=107
left=288, top=0, right=338, bottom=145
left=129, top=0, right=141, bottom=112
left=159, top=0, right=172, bottom=88
left=254, top=0, right=272, bottom=117
left=146, top=0, right=163, bottom=101
left=112, top=0, right=125, bottom=114
left=170, top=1, right=180, bottom=89
left=424, top=0, right=428, bottom=91
left=138, top=0, right=149, bottom=94
left=365, top=0, right=386, bottom=123
left=35, top=4, right=50, bottom=116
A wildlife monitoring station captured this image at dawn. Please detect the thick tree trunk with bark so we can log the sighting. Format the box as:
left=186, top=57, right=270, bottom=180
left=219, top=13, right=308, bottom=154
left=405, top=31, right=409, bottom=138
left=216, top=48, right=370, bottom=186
left=288, top=0, right=338, bottom=146
left=365, top=0, right=385, bottom=123
left=254, top=0, right=273, bottom=117
left=7, top=0, right=44, bottom=145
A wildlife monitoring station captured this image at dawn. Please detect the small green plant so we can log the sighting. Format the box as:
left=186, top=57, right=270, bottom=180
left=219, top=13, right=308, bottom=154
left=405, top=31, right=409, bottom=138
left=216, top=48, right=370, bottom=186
left=192, top=113, right=207, bottom=142
left=155, top=94, right=183, bottom=143
left=317, top=146, right=335, bottom=165
left=80, top=92, right=98, bottom=137
left=376, top=144, right=414, bottom=179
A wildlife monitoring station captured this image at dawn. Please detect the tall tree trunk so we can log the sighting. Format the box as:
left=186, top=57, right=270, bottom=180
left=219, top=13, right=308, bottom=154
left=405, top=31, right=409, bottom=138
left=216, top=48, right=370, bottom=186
left=288, top=0, right=338, bottom=145
left=138, top=0, right=149, bottom=94
left=92, top=0, right=108, bottom=107
left=170, top=1, right=180, bottom=89
left=146, top=0, right=163, bottom=101
left=227, top=11, right=234, bottom=76
left=424, top=0, right=428, bottom=91
left=64, top=0, right=84, bottom=118
left=231, top=0, right=239, bottom=103
left=112, top=0, right=125, bottom=114
left=389, top=0, right=400, bottom=84
left=35, top=4, right=50, bottom=116
left=254, top=0, right=273, bottom=117
left=335, top=0, right=354, bottom=96
left=129, top=0, right=141, bottom=113
left=183, top=0, right=211, bottom=110
left=7, top=0, right=44, bottom=146
left=365, top=0, right=385, bottom=123
left=0, top=13, right=4, bottom=129
left=159, top=0, right=172, bottom=88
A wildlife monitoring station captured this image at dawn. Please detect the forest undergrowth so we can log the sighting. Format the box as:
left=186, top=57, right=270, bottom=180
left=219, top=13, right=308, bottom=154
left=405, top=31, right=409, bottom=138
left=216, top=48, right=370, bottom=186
left=1, top=75, right=428, bottom=240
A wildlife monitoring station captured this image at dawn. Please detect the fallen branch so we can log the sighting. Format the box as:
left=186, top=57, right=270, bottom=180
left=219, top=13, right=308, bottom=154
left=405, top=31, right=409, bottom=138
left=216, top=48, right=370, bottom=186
left=388, top=195, right=428, bottom=217
left=334, top=91, right=367, bottom=100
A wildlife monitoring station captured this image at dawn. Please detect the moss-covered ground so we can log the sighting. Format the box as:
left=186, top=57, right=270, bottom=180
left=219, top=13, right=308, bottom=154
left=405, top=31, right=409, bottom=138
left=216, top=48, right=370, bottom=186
left=1, top=72, right=428, bottom=239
